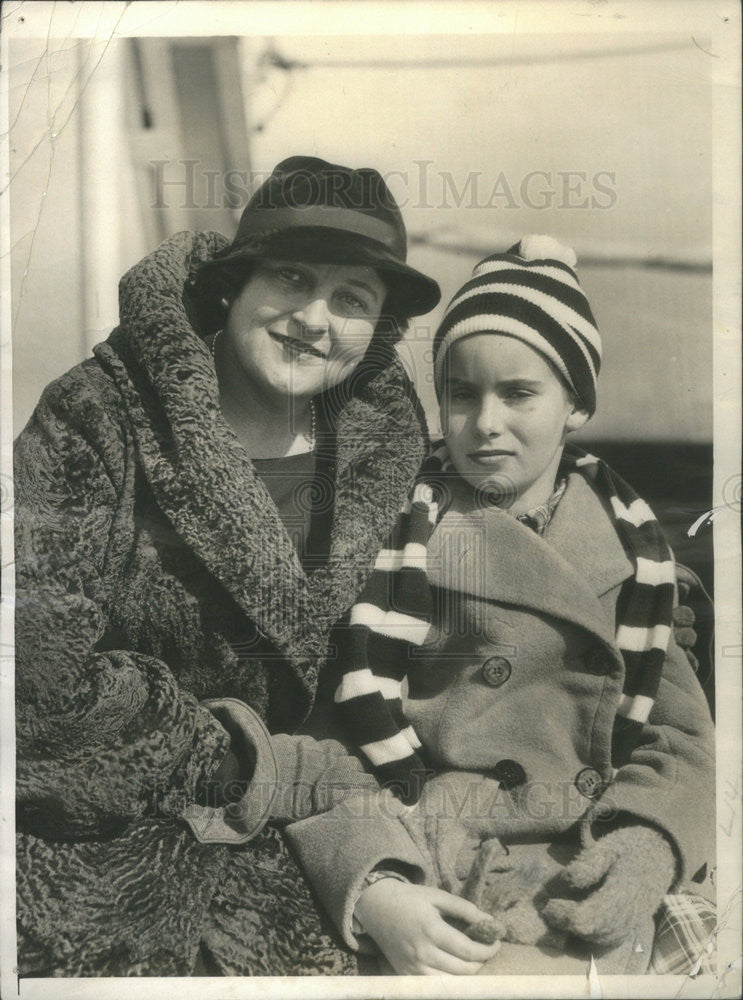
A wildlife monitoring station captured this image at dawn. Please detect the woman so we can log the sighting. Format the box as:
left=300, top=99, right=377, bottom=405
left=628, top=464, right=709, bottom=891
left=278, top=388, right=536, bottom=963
left=14, top=156, right=445, bottom=976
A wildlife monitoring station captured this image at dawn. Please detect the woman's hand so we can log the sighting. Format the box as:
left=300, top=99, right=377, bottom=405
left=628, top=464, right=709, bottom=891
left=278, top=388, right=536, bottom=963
left=354, top=879, right=500, bottom=975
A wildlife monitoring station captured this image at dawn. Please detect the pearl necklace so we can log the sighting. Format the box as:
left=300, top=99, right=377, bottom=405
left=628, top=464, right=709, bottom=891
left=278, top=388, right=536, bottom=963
left=211, top=329, right=317, bottom=452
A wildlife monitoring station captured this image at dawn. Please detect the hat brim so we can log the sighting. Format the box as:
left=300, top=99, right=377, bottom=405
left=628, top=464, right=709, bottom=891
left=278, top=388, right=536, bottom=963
left=199, top=227, right=441, bottom=317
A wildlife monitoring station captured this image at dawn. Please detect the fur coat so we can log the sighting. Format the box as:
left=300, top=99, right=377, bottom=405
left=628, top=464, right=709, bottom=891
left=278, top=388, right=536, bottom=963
left=14, top=231, right=427, bottom=976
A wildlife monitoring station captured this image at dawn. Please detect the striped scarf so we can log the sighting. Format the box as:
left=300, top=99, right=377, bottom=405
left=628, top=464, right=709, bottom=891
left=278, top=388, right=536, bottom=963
left=334, top=442, right=676, bottom=804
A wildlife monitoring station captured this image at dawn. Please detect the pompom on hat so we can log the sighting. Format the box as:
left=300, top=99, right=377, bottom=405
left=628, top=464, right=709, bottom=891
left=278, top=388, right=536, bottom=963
left=433, top=235, right=601, bottom=413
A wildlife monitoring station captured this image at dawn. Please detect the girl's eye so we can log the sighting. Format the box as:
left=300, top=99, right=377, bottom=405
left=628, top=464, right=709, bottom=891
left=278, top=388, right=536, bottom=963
left=505, top=389, right=533, bottom=401
left=450, top=389, right=475, bottom=402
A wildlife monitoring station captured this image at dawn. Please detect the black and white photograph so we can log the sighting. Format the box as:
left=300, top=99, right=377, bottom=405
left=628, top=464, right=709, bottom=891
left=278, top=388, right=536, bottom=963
left=1, top=2, right=740, bottom=997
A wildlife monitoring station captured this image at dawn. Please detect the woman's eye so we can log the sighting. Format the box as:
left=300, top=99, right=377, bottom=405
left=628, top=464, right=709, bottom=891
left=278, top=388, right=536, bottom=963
left=271, top=266, right=309, bottom=290
left=337, top=290, right=368, bottom=312
left=450, top=389, right=475, bottom=402
left=505, top=389, right=533, bottom=401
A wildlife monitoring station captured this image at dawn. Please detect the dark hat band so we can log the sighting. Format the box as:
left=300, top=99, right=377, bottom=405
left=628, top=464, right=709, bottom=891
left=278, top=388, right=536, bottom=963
left=204, top=227, right=440, bottom=317
left=235, top=205, right=403, bottom=255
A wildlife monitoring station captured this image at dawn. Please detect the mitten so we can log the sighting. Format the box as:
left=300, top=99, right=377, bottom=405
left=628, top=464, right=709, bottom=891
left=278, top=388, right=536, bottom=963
left=397, top=771, right=505, bottom=892
left=542, top=822, right=676, bottom=948
left=674, top=562, right=716, bottom=678
left=397, top=772, right=561, bottom=948
left=672, top=602, right=698, bottom=669
left=463, top=838, right=566, bottom=948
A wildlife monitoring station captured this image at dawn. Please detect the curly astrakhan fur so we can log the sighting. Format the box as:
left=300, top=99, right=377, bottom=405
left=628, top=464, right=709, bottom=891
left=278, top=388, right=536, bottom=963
left=15, top=231, right=427, bottom=975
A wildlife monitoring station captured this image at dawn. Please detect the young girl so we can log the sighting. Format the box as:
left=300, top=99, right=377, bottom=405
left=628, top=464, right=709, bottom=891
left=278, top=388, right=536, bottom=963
left=286, top=236, right=716, bottom=976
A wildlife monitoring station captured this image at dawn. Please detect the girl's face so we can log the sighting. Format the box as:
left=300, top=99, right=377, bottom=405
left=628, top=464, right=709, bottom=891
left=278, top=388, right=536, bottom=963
left=440, top=334, right=588, bottom=512
left=223, top=259, right=387, bottom=401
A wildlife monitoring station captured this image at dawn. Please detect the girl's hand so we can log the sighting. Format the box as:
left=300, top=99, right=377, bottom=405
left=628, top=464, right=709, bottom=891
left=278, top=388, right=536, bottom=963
left=354, top=879, right=501, bottom=975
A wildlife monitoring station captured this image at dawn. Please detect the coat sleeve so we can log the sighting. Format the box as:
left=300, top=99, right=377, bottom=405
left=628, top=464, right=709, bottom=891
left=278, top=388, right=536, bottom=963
left=286, top=790, right=435, bottom=950
left=14, top=370, right=232, bottom=839
left=587, top=630, right=716, bottom=887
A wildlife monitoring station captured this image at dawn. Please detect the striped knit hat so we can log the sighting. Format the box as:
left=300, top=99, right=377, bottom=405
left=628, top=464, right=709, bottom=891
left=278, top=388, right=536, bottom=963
left=433, top=235, right=601, bottom=413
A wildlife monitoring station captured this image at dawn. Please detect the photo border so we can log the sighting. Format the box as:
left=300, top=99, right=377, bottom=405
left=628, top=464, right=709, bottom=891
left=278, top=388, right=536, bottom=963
left=1, top=3, right=740, bottom=998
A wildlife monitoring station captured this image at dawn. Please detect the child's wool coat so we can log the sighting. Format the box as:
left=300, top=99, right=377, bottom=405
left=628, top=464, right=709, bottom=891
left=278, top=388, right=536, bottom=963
left=287, top=470, right=716, bottom=972
left=14, top=231, right=428, bottom=976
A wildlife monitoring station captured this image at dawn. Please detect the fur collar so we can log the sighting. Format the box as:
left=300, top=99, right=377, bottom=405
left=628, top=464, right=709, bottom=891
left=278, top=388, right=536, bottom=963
left=95, top=231, right=427, bottom=704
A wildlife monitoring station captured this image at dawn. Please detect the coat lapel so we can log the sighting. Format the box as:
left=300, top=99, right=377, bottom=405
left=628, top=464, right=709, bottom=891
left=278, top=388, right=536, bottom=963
left=427, top=471, right=632, bottom=646
left=545, top=472, right=634, bottom=596
left=99, top=328, right=321, bottom=673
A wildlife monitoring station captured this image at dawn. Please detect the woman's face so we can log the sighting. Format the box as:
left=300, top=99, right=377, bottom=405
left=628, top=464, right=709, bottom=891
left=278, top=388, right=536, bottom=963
left=440, top=334, right=588, bottom=511
left=223, top=259, right=387, bottom=401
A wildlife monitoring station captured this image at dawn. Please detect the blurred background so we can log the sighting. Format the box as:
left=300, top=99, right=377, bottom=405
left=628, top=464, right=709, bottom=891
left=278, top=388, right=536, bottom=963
left=8, top=23, right=715, bottom=668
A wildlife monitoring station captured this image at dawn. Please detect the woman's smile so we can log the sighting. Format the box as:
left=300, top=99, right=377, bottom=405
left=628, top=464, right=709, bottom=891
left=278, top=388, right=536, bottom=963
left=268, top=330, right=328, bottom=361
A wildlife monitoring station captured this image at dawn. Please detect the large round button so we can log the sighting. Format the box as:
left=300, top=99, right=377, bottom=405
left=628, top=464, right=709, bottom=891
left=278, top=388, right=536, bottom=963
left=574, top=767, right=604, bottom=799
left=481, top=656, right=512, bottom=688
left=493, top=759, right=526, bottom=789
left=584, top=647, right=612, bottom=675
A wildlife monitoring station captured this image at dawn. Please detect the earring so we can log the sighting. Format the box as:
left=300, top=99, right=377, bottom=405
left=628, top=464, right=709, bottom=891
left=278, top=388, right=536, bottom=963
left=220, top=296, right=230, bottom=310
